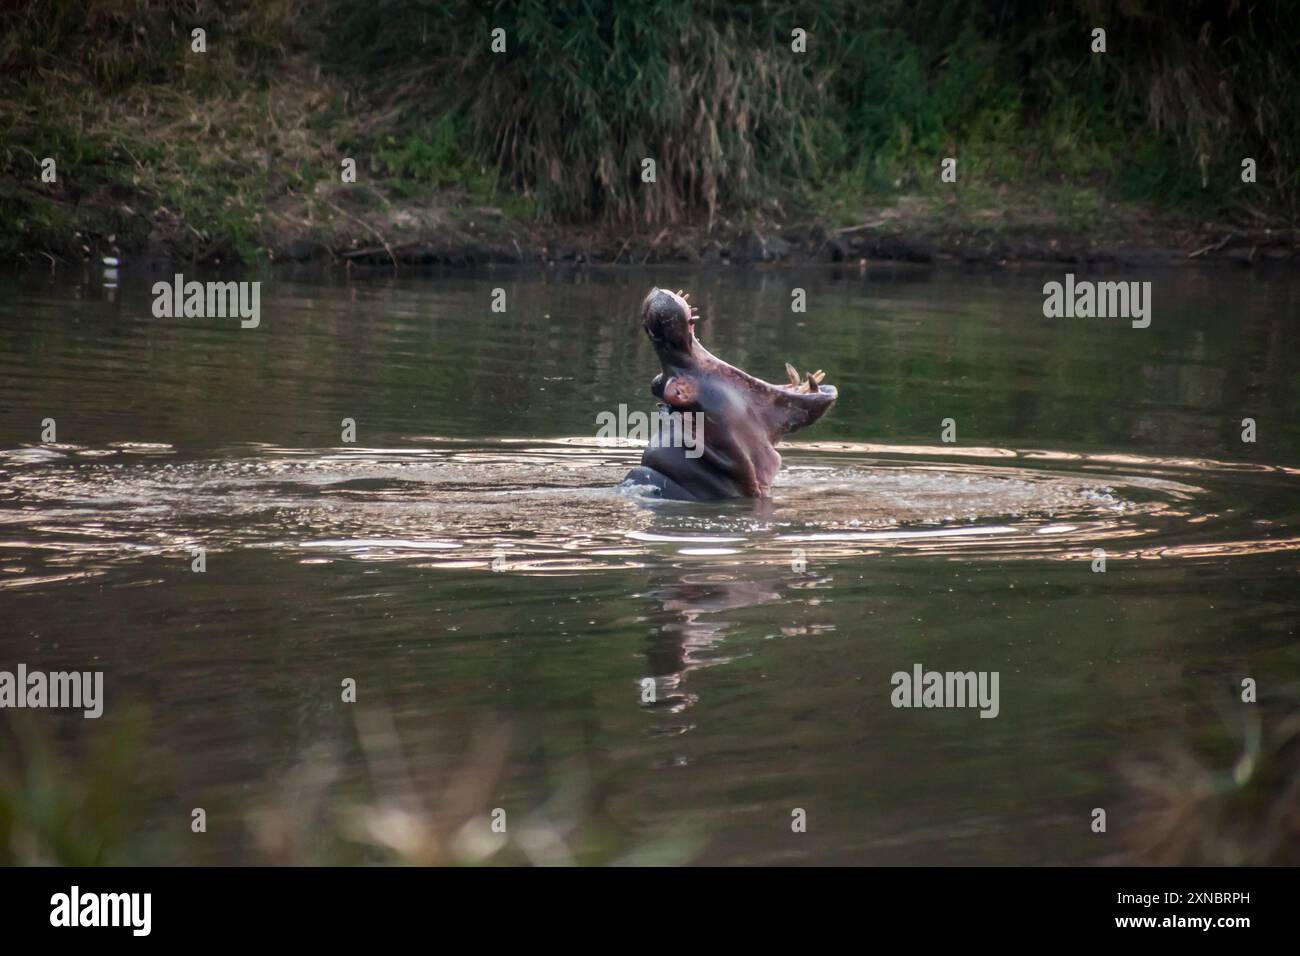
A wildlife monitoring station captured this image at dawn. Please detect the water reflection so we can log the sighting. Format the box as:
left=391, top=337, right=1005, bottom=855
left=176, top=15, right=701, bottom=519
left=0, top=438, right=1296, bottom=593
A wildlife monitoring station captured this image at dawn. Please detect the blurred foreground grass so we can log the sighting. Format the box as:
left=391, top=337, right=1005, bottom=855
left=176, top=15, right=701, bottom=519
left=4, top=698, right=1297, bottom=864
left=0, top=706, right=702, bottom=866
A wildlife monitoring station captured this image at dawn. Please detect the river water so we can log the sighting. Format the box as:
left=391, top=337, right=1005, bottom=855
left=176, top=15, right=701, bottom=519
left=0, top=263, right=1296, bottom=864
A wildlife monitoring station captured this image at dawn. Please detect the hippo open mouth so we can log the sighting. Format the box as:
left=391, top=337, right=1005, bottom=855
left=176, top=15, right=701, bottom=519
left=623, top=287, right=837, bottom=500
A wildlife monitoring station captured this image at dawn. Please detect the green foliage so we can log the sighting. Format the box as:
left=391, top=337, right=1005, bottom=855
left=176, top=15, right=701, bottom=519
left=1, top=0, right=1297, bottom=260
left=0, top=712, right=146, bottom=866
left=323, top=0, right=839, bottom=222
left=373, top=115, right=496, bottom=197
left=1, top=0, right=306, bottom=91
left=320, top=0, right=1299, bottom=221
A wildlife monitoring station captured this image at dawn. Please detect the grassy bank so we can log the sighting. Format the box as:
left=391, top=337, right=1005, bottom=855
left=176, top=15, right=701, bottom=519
left=2, top=0, right=1297, bottom=266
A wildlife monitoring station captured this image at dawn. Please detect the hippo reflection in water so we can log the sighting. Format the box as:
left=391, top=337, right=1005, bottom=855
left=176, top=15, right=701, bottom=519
left=622, top=288, right=837, bottom=501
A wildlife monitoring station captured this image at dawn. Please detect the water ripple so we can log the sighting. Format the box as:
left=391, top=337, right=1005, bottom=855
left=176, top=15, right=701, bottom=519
left=0, top=438, right=1295, bottom=588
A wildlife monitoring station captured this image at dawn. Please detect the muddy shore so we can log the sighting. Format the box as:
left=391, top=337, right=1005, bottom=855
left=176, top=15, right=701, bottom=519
left=309, top=219, right=1299, bottom=270
left=13, top=200, right=1298, bottom=273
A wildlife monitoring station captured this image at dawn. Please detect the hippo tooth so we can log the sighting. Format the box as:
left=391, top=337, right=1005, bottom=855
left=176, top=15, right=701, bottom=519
left=812, top=369, right=825, bottom=385
left=785, top=362, right=801, bottom=386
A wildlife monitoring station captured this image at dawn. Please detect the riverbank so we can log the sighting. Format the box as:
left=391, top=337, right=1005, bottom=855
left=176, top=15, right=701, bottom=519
left=4, top=2, right=1298, bottom=272
left=6, top=82, right=1295, bottom=272
left=8, top=166, right=1299, bottom=272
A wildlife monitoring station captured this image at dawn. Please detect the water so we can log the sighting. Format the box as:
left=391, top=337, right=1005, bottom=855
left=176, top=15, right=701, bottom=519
left=1, top=264, right=1297, bottom=865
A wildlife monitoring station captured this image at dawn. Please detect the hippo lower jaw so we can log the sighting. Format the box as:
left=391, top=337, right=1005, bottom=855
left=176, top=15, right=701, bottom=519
left=623, top=464, right=716, bottom=501
left=622, top=287, right=837, bottom=502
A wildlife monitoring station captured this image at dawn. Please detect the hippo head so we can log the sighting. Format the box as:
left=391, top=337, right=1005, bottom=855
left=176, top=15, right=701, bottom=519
left=627, top=287, right=837, bottom=500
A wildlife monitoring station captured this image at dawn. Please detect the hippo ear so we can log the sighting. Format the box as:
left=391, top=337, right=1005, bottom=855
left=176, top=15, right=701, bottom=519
left=661, top=374, right=699, bottom=408
left=764, top=385, right=837, bottom=439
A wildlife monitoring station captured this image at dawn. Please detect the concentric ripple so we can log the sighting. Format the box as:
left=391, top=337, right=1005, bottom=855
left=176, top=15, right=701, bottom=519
left=0, top=437, right=1296, bottom=587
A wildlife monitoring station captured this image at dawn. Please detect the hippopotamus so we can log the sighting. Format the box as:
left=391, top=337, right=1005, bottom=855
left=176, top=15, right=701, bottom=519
left=622, top=287, right=837, bottom=500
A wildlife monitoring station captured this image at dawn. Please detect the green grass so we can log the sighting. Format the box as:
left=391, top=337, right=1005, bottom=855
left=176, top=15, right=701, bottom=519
left=356, top=0, right=1291, bottom=224
left=1, top=0, right=1296, bottom=263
